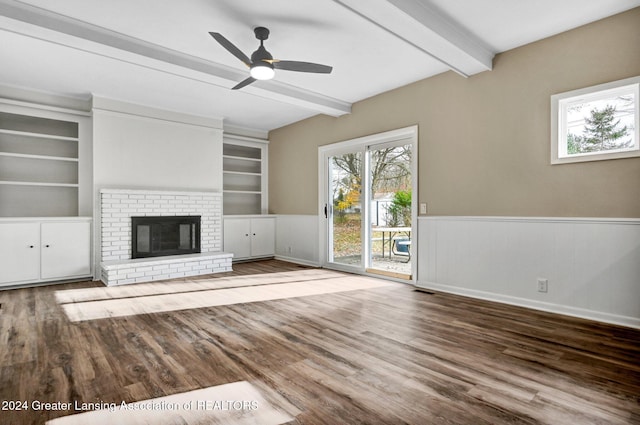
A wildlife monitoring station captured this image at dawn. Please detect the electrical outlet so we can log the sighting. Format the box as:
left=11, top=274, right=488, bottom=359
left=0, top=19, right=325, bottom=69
left=537, top=278, right=548, bottom=293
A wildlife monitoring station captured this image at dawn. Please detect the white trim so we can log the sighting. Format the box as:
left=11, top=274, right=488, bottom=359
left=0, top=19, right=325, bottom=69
left=224, top=214, right=276, bottom=219
left=318, top=126, right=419, bottom=154
left=0, top=98, right=90, bottom=121
left=421, top=216, right=640, bottom=225
left=0, top=97, right=91, bottom=117
left=274, top=255, right=321, bottom=268
left=0, top=83, right=92, bottom=113
left=92, top=97, right=223, bottom=129
left=0, top=216, right=92, bottom=223
left=223, top=125, right=269, bottom=141
left=416, top=281, right=640, bottom=330
left=223, top=134, right=269, bottom=146
left=90, top=109, right=221, bottom=132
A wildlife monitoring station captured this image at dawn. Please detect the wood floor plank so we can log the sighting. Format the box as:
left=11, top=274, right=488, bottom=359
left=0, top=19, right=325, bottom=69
left=0, top=259, right=638, bottom=425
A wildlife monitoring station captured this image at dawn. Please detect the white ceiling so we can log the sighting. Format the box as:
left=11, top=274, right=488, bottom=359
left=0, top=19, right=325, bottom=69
left=0, top=0, right=638, bottom=133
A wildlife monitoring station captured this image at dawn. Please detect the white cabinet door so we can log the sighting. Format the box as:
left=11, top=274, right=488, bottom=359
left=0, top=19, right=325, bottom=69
left=224, top=217, right=275, bottom=260
left=0, top=223, right=40, bottom=285
left=224, top=218, right=252, bottom=259
left=41, top=221, right=91, bottom=280
left=250, top=218, right=275, bottom=257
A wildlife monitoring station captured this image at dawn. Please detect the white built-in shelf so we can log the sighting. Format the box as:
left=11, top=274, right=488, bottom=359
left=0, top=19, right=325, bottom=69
left=223, top=189, right=262, bottom=194
left=0, top=107, right=83, bottom=217
left=0, top=152, right=78, bottom=162
left=223, top=170, right=261, bottom=176
left=0, top=181, right=79, bottom=188
left=0, top=128, right=78, bottom=141
left=223, top=154, right=261, bottom=162
left=222, top=136, right=268, bottom=215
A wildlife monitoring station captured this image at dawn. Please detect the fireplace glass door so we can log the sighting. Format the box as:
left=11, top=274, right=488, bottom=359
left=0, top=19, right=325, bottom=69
left=132, top=216, right=201, bottom=258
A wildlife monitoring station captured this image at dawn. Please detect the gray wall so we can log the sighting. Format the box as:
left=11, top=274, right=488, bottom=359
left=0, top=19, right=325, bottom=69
left=269, top=8, right=640, bottom=218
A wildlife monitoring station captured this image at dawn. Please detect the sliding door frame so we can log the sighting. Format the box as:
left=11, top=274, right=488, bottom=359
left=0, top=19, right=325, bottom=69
left=318, top=125, right=418, bottom=282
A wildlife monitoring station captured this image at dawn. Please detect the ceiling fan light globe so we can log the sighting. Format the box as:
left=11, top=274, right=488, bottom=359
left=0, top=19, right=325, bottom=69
left=250, top=64, right=275, bottom=80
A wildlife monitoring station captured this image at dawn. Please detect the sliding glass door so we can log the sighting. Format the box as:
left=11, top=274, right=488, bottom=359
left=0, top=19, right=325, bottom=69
left=320, top=127, right=417, bottom=280
left=367, top=141, right=412, bottom=279
left=327, top=150, right=363, bottom=269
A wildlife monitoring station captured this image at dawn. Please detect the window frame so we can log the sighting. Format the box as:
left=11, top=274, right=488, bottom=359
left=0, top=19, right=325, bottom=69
left=551, top=76, right=640, bottom=164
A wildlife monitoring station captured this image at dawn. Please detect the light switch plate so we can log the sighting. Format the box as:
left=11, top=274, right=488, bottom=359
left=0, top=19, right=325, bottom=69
left=420, top=203, right=427, bottom=215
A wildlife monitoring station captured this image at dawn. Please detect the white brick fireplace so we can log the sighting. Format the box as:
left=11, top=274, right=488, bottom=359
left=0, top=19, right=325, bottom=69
left=99, top=189, right=231, bottom=286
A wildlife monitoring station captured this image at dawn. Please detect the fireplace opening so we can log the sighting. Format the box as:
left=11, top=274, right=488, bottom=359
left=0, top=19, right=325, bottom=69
left=131, top=216, right=201, bottom=259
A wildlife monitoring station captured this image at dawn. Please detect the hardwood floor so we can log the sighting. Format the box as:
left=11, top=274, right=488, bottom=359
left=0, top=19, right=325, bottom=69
left=1, top=260, right=639, bottom=424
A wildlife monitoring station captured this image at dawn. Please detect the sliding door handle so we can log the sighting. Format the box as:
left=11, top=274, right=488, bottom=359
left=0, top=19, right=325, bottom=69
left=324, top=203, right=328, bottom=218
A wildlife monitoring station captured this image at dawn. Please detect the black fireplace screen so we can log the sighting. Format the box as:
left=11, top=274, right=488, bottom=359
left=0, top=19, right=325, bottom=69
left=131, top=216, right=201, bottom=259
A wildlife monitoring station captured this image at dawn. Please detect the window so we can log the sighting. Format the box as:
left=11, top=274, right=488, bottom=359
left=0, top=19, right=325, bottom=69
left=551, top=76, right=639, bottom=164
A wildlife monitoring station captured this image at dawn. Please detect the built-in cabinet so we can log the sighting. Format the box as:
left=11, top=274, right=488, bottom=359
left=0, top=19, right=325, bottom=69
left=0, top=99, right=92, bottom=288
left=223, top=216, right=275, bottom=261
left=222, top=135, right=268, bottom=215
left=0, top=218, right=92, bottom=287
left=0, top=102, right=90, bottom=217
left=222, top=135, right=274, bottom=262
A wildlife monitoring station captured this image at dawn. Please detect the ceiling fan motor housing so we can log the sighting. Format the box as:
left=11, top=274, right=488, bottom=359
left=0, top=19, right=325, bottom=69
left=251, top=45, right=273, bottom=63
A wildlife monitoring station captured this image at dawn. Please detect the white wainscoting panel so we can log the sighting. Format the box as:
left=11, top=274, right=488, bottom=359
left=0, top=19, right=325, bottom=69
left=275, top=215, right=320, bottom=266
left=416, top=216, right=640, bottom=328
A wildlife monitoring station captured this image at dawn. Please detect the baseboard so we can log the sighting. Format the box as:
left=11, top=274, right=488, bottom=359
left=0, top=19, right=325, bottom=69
left=416, top=281, right=640, bottom=330
left=0, top=275, right=94, bottom=291
left=274, top=255, right=320, bottom=268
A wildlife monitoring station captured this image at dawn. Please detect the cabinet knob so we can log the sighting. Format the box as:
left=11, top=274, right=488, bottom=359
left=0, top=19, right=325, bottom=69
left=245, top=233, right=249, bottom=236
left=253, top=233, right=256, bottom=236
left=29, top=245, right=35, bottom=248
left=45, top=244, right=50, bottom=248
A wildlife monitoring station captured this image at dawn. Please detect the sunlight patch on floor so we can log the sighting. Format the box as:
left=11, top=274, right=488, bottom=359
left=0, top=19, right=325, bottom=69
left=57, top=270, right=394, bottom=322
left=56, top=269, right=341, bottom=303
left=46, top=381, right=295, bottom=425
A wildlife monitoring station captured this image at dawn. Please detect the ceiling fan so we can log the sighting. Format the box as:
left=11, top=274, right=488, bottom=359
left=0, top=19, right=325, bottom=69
left=209, top=27, right=333, bottom=90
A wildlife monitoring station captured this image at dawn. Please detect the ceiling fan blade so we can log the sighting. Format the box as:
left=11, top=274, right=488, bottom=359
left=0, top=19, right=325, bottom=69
left=232, top=77, right=256, bottom=90
left=209, top=32, right=251, bottom=67
left=272, top=60, right=333, bottom=74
